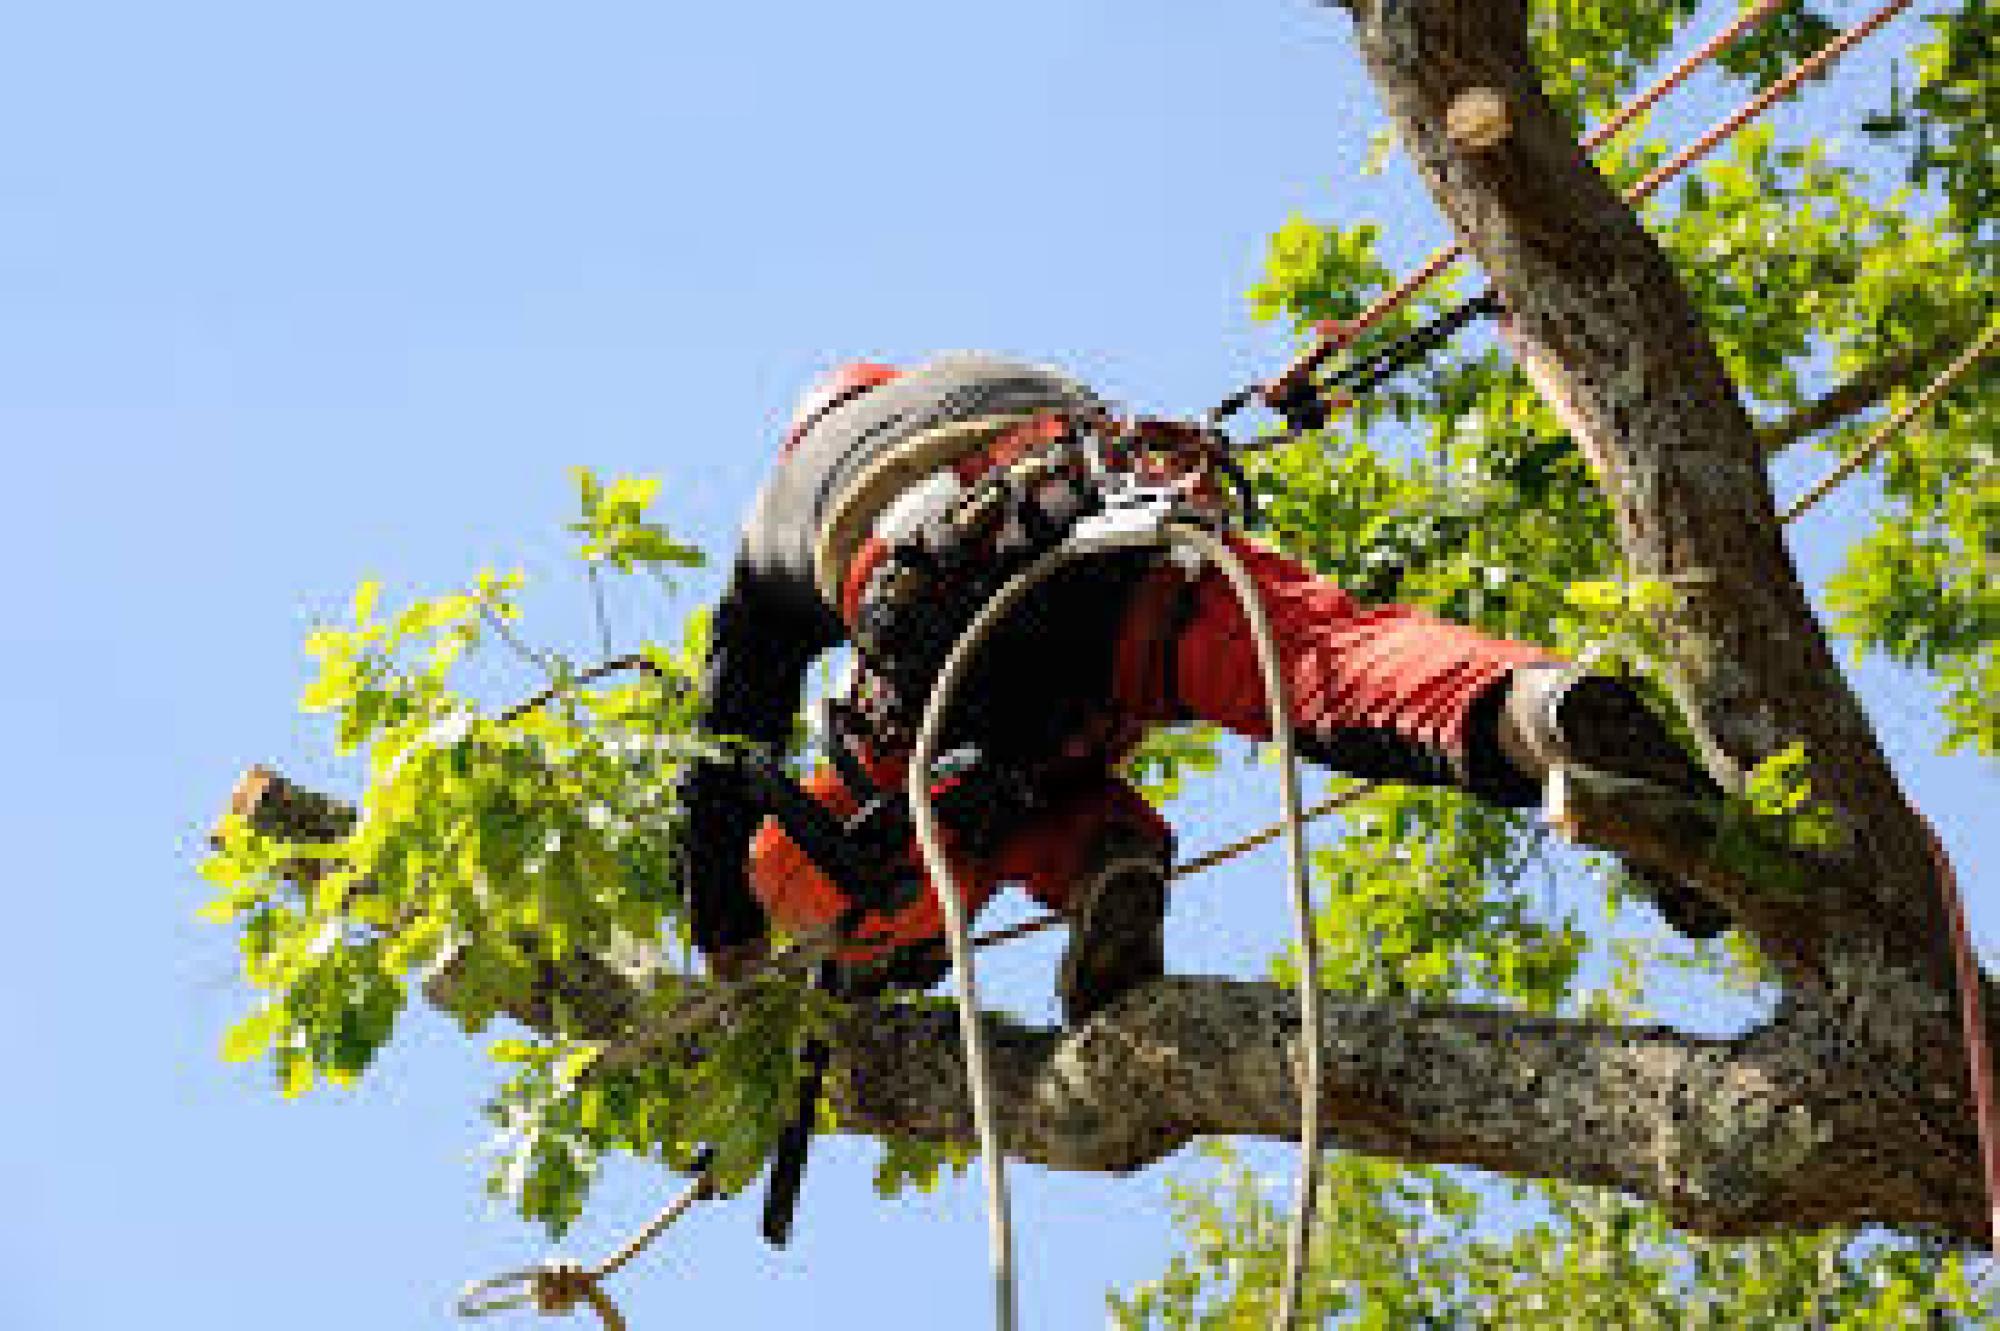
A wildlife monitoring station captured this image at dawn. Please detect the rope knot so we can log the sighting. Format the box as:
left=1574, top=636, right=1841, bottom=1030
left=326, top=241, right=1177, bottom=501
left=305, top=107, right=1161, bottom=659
left=531, top=1262, right=597, bottom=1315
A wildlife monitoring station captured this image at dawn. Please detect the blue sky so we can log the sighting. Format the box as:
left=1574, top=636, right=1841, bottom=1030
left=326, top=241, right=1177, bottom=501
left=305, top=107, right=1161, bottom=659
left=1, top=2, right=1983, bottom=1328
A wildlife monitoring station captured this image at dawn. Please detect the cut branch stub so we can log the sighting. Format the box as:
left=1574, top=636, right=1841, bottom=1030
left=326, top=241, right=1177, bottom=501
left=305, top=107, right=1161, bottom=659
left=221, top=764, right=354, bottom=845
left=1445, top=86, right=1511, bottom=150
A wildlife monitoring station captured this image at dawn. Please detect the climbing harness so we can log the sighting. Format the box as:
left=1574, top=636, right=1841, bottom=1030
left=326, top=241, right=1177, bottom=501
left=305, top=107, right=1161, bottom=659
left=837, top=413, right=1248, bottom=745
left=1214, top=0, right=1915, bottom=439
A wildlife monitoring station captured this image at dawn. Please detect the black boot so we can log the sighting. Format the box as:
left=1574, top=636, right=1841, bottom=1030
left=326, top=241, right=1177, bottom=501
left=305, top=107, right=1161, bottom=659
left=1509, top=671, right=1733, bottom=940
left=1056, top=828, right=1171, bottom=1025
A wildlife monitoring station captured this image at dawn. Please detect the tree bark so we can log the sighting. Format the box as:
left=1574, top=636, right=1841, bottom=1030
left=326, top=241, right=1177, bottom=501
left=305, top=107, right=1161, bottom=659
left=503, top=943, right=1992, bottom=1242
left=825, top=978, right=1978, bottom=1240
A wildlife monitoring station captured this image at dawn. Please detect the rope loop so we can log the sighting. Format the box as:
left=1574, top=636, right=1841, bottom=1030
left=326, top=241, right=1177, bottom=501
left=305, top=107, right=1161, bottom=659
left=455, top=1262, right=629, bottom=1331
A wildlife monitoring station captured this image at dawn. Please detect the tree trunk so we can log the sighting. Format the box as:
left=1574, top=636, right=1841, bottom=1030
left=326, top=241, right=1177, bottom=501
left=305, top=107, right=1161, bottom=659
left=1333, top=0, right=1990, bottom=1236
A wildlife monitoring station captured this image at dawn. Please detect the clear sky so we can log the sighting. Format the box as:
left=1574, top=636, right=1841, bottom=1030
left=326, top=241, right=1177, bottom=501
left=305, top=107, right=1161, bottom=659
left=2, top=2, right=1982, bottom=1328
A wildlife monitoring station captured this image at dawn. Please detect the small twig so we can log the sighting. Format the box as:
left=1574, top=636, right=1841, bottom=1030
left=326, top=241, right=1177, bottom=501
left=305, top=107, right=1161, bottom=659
left=497, top=654, right=670, bottom=725
left=1755, top=332, right=1984, bottom=458
left=587, top=564, right=614, bottom=661
left=480, top=602, right=562, bottom=685
left=1493, top=824, right=1552, bottom=900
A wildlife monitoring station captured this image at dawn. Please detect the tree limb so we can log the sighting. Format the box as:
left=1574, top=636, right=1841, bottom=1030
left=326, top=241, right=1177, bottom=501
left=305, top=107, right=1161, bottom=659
left=487, top=922, right=1997, bottom=1243
left=826, top=978, right=1983, bottom=1241
left=1756, top=333, right=1990, bottom=457
left=218, top=767, right=1996, bottom=1243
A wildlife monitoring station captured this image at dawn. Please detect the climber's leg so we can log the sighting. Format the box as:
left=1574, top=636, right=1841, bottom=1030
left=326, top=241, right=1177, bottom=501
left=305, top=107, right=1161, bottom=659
left=989, top=775, right=1175, bottom=1023
left=1109, top=536, right=1730, bottom=937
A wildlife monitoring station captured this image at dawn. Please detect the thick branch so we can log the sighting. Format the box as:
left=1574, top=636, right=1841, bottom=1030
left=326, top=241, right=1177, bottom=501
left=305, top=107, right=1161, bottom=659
left=828, top=978, right=1984, bottom=1241
left=481, top=940, right=1992, bottom=1242
left=219, top=769, right=1991, bottom=1240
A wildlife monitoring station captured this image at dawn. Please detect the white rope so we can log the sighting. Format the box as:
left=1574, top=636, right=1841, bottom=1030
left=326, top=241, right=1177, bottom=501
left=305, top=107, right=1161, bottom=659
left=1164, top=524, right=1320, bottom=1330
left=907, top=517, right=1318, bottom=1331
left=909, top=546, right=1073, bottom=1331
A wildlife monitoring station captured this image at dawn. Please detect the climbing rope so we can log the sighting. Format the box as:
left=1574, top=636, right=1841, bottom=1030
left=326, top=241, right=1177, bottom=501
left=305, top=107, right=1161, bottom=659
left=1779, top=319, right=1999, bottom=524
left=1625, top=0, right=1913, bottom=208
left=1227, top=0, right=1912, bottom=433
left=908, top=513, right=1320, bottom=1331
left=1932, top=815, right=2000, bottom=1266
left=1161, top=523, right=1320, bottom=1331
left=457, top=1149, right=719, bottom=1331
left=964, top=783, right=1378, bottom=954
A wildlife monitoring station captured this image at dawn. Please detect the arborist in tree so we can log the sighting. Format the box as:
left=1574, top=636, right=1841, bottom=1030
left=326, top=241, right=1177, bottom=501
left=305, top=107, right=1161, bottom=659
left=678, top=353, right=1729, bottom=1023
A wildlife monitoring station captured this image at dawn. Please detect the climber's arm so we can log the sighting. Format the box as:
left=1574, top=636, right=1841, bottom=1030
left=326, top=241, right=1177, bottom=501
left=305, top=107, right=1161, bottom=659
left=678, top=551, right=838, bottom=967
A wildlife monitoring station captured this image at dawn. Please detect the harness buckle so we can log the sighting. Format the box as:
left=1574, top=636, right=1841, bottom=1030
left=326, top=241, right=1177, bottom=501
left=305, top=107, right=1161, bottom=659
left=1070, top=479, right=1212, bottom=551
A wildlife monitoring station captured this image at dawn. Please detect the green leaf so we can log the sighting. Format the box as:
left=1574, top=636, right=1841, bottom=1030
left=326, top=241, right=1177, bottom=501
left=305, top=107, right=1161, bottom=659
left=350, top=578, right=381, bottom=626
left=221, top=1005, right=286, bottom=1063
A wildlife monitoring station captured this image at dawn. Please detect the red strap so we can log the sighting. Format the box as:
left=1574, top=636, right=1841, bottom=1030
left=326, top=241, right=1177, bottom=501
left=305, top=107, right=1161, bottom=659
left=839, top=535, right=891, bottom=627
left=951, top=412, right=1070, bottom=484
left=837, top=413, right=1073, bottom=626
left=1925, top=814, right=2000, bottom=1256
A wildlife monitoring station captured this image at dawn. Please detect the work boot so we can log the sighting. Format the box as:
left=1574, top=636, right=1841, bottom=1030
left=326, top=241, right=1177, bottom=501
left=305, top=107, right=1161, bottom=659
left=1503, top=668, right=1733, bottom=940
left=1056, top=829, right=1171, bottom=1025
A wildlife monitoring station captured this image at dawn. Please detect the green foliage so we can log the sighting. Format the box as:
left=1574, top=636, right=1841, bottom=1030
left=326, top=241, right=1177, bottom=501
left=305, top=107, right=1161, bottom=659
left=1126, top=725, right=1225, bottom=805
left=200, top=474, right=822, bottom=1234
left=1738, top=741, right=1840, bottom=847
left=873, top=1112, right=975, bottom=1198
left=1707, top=742, right=1845, bottom=898
left=1113, top=1145, right=1996, bottom=1329
left=482, top=977, right=834, bottom=1233
left=1825, top=382, right=1999, bottom=756
left=570, top=467, right=706, bottom=574
left=1530, top=0, right=1704, bottom=129
left=1862, top=2, right=1997, bottom=268
left=1275, top=787, right=1584, bottom=1012
left=1249, top=218, right=1400, bottom=335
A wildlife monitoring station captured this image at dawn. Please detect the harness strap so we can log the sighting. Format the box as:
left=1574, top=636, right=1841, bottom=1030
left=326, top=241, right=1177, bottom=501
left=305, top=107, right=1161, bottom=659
left=812, top=413, right=1048, bottom=609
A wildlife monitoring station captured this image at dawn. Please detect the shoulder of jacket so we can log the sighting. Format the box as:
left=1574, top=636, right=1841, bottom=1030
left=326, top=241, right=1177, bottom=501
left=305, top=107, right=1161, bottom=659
left=913, top=351, right=1102, bottom=401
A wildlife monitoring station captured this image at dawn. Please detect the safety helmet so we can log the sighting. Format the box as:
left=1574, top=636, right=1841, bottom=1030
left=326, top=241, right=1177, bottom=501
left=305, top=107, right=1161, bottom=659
left=781, top=361, right=902, bottom=456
